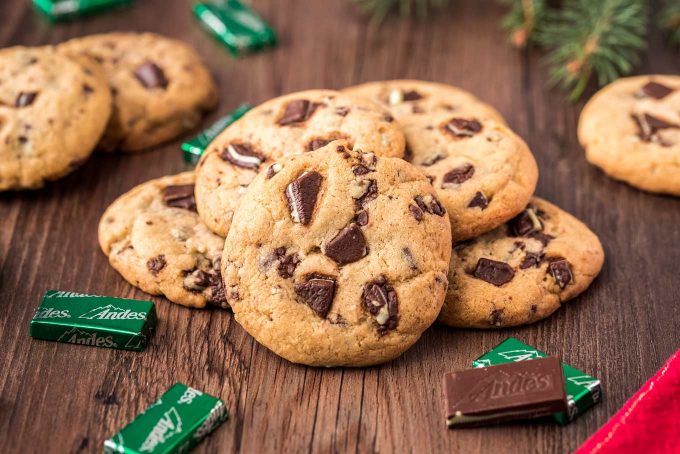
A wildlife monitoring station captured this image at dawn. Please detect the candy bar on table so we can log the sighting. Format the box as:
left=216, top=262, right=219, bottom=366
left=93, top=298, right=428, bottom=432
left=33, top=0, right=134, bottom=21
left=182, top=104, right=252, bottom=164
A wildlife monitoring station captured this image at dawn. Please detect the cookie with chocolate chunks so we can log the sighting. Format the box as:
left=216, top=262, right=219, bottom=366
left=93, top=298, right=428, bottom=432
left=344, top=80, right=538, bottom=241
left=439, top=197, right=604, bottom=328
left=222, top=141, right=450, bottom=366
left=59, top=32, right=217, bottom=152
left=98, top=172, right=228, bottom=309
left=195, top=89, right=406, bottom=237
left=578, top=75, right=680, bottom=195
left=0, top=46, right=111, bottom=191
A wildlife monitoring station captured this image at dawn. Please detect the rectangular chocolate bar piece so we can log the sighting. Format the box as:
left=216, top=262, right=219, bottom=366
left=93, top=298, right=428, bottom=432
left=30, top=290, right=156, bottom=352
left=181, top=103, right=252, bottom=164
left=472, top=337, right=602, bottom=425
left=104, top=383, right=228, bottom=454
left=443, top=356, right=568, bottom=427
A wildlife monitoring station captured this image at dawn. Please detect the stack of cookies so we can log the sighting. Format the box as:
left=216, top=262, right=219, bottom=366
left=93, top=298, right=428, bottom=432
left=99, top=80, right=605, bottom=367
left=0, top=32, right=217, bottom=191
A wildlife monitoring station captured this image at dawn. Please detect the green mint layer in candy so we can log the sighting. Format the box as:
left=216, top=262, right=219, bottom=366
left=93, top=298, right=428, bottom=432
left=33, top=0, right=134, bottom=21
left=29, top=290, right=156, bottom=352
left=104, top=383, right=228, bottom=454
left=193, top=1, right=276, bottom=56
left=472, top=337, right=602, bottom=425
left=182, top=103, right=252, bottom=164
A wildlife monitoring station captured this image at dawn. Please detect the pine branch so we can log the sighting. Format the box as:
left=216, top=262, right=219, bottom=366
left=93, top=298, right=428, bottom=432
left=661, top=0, right=680, bottom=45
left=499, top=0, right=548, bottom=48
left=354, top=0, right=449, bottom=25
left=538, top=0, right=648, bottom=101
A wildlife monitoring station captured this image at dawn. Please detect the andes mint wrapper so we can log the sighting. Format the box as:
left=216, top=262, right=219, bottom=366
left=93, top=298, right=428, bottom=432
left=104, top=383, right=228, bottom=454
left=472, top=337, right=602, bottom=425
left=182, top=104, right=252, bottom=164
left=444, top=357, right=568, bottom=428
left=29, top=290, right=156, bottom=352
left=193, top=1, right=277, bottom=56
left=33, top=0, right=134, bottom=21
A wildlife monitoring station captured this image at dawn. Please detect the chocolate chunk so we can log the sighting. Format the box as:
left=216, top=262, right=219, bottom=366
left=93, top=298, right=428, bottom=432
left=640, top=81, right=674, bottom=99
left=508, top=206, right=543, bottom=236
left=278, top=100, right=318, bottom=126
left=294, top=274, right=336, bottom=318
left=421, top=153, right=446, bottom=167
left=415, top=194, right=445, bottom=216
left=468, top=192, right=488, bottom=209
left=265, top=163, right=282, bottom=179
left=352, top=165, right=372, bottom=175
left=307, top=138, right=331, bottom=151
left=219, top=143, right=264, bottom=169
left=529, top=232, right=554, bottom=247
left=489, top=308, right=504, bottom=326
left=402, top=90, right=423, bottom=101
left=82, top=84, right=94, bottom=95
left=183, top=269, right=211, bottom=291
left=325, top=224, right=367, bottom=265
left=471, top=258, right=515, bottom=286
left=15, top=91, right=38, bottom=107
left=355, top=210, right=369, bottom=226
left=335, top=106, right=350, bottom=116
left=146, top=255, right=166, bottom=275
left=442, top=164, right=475, bottom=186
left=443, top=357, right=568, bottom=428
left=162, top=184, right=197, bottom=212
left=382, top=113, right=394, bottom=122
left=356, top=180, right=378, bottom=207
left=402, top=247, right=418, bottom=271
left=275, top=247, right=301, bottom=278
left=409, top=204, right=424, bottom=221
left=548, top=258, right=573, bottom=289
left=361, top=276, right=399, bottom=334
left=520, top=252, right=543, bottom=269
left=134, top=62, right=168, bottom=89
left=443, top=118, right=482, bottom=138
left=285, top=171, right=322, bottom=225
left=633, top=113, right=677, bottom=142
left=207, top=258, right=228, bottom=308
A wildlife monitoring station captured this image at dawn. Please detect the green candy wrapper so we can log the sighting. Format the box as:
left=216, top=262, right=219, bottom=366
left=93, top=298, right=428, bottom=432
left=104, top=383, right=228, bottom=454
left=472, top=337, right=602, bottom=425
left=29, top=290, right=156, bottom=352
left=33, top=0, right=133, bottom=21
left=193, top=1, right=276, bottom=56
left=182, top=103, right=252, bottom=164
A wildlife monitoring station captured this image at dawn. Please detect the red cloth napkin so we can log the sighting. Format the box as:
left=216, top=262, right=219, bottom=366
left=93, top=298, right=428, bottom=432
left=576, top=349, right=680, bottom=454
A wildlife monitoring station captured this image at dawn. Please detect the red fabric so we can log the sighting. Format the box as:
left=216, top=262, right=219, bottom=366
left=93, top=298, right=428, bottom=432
left=576, top=349, right=680, bottom=454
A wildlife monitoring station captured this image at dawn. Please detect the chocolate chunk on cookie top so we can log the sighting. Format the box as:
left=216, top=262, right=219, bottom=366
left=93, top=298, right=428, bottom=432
left=343, top=80, right=538, bottom=241
left=439, top=197, right=604, bottom=329
left=578, top=75, right=680, bottom=195
left=222, top=141, right=451, bottom=367
left=98, top=172, right=227, bottom=309
left=195, top=89, right=406, bottom=237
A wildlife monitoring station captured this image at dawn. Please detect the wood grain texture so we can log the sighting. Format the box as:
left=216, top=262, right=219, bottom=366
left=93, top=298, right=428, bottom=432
left=1, top=0, right=679, bottom=453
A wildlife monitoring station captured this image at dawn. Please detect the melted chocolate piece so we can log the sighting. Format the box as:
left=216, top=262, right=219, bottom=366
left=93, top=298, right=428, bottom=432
left=409, top=204, right=424, bottom=221
left=278, top=100, right=319, bottom=126
left=640, top=81, right=673, bottom=99
left=402, top=90, right=423, bottom=101
left=134, top=62, right=168, bottom=89
left=335, top=106, right=350, bottom=116
left=219, top=143, right=264, bottom=169
left=520, top=252, right=543, bottom=269
left=471, top=258, right=515, bottom=286
left=361, top=276, right=399, bottom=334
left=146, top=255, right=166, bottom=275
left=355, top=210, right=369, bottom=226
left=548, top=258, right=573, bottom=289
left=415, top=195, right=446, bottom=216
left=508, top=206, right=543, bottom=236
left=183, top=269, right=211, bottom=291
left=265, top=163, right=281, bottom=179
left=294, top=274, right=336, bottom=318
left=442, top=164, right=475, bottom=186
left=307, top=138, right=331, bottom=151
left=443, top=118, right=482, bottom=137
left=15, top=91, right=38, bottom=107
left=633, top=113, right=677, bottom=142
left=275, top=247, right=301, bottom=278
left=162, top=184, right=197, bottom=212
left=325, top=224, right=367, bottom=265
left=468, top=192, right=488, bottom=209
left=356, top=180, right=378, bottom=207
left=208, top=258, right=228, bottom=308
left=285, top=171, right=322, bottom=225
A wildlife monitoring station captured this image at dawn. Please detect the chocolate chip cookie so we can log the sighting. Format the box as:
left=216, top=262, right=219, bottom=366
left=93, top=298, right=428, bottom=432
left=344, top=80, right=538, bottom=241
left=195, top=89, right=406, bottom=237
left=221, top=141, right=451, bottom=366
left=60, top=32, right=217, bottom=152
left=578, top=75, right=680, bottom=195
left=99, top=172, right=227, bottom=309
left=439, top=197, right=604, bottom=328
left=0, top=46, right=111, bottom=190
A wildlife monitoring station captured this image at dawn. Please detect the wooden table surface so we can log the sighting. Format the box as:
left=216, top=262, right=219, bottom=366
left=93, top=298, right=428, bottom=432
left=1, top=0, right=679, bottom=452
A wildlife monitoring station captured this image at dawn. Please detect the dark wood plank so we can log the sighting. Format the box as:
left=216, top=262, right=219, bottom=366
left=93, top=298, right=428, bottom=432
left=1, top=0, right=679, bottom=453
